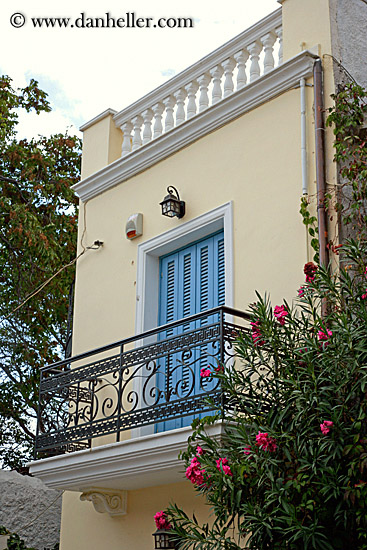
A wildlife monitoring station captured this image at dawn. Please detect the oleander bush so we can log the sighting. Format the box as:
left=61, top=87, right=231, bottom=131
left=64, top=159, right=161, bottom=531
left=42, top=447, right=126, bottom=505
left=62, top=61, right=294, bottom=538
left=167, top=240, right=367, bottom=549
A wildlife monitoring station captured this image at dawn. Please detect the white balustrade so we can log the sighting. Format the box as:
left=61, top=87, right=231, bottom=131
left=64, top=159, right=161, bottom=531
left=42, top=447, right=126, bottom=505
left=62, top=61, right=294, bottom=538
left=152, top=103, right=164, bottom=139
left=248, top=41, right=263, bottom=82
left=276, top=26, right=283, bottom=65
left=185, top=81, right=199, bottom=119
left=114, top=10, right=283, bottom=158
left=210, top=65, right=224, bottom=104
left=142, top=109, right=153, bottom=145
left=261, top=32, right=277, bottom=74
left=174, top=88, right=187, bottom=125
left=163, top=96, right=176, bottom=132
left=198, top=73, right=211, bottom=112
left=131, top=116, right=143, bottom=151
left=121, top=122, right=133, bottom=157
left=222, top=57, right=236, bottom=98
left=234, top=49, right=249, bottom=90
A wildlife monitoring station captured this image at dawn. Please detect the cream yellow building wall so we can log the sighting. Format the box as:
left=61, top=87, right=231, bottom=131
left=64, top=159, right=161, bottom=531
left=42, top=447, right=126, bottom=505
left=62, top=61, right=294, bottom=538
left=60, top=482, right=208, bottom=550
left=72, top=88, right=312, bottom=359
left=81, top=113, right=123, bottom=179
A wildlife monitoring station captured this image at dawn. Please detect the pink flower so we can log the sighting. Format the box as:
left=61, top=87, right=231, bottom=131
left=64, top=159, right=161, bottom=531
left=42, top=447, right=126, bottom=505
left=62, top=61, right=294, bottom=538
left=320, top=420, right=333, bottom=435
left=317, top=329, right=333, bottom=345
left=304, top=262, right=318, bottom=283
left=362, top=291, right=367, bottom=300
left=274, top=305, right=288, bottom=326
left=200, top=367, right=211, bottom=378
left=298, top=286, right=305, bottom=297
left=185, top=456, right=206, bottom=486
left=244, top=446, right=252, bottom=456
left=215, top=365, right=224, bottom=373
left=255, top=431, right=277, bottom=452
left=196, top=446, right=204, bottom=456
left=216, top=457, right=233, bottom=476
left=251, top=320, right=264, bottom=346
left=154, top=511, right=172, bottom=530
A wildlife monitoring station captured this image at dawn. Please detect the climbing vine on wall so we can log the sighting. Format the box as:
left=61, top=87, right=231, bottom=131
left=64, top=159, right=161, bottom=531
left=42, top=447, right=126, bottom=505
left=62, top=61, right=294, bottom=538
left=300, top=81, right=367, bottom=260
left=326, top=82, right=367, bottom=242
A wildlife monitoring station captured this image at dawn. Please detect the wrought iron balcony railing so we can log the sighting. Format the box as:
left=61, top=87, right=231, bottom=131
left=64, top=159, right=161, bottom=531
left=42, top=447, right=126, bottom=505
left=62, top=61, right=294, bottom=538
left=34, top=306, right=250, bottom=457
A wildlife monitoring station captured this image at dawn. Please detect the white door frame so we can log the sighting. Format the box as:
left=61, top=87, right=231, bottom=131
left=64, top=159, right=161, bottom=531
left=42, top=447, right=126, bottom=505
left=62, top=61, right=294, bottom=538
left=131, top=202, right=234, bottom=438
left=135, top=202, right=234, bottom=335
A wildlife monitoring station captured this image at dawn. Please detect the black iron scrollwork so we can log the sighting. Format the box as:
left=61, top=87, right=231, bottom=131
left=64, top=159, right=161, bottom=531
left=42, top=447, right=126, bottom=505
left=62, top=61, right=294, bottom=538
left=35, top=309, right=249, bottom=455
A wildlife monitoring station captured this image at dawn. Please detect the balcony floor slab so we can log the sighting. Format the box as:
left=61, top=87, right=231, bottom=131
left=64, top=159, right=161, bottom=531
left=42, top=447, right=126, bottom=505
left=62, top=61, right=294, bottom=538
left=29, top=422, right=226, bottom=492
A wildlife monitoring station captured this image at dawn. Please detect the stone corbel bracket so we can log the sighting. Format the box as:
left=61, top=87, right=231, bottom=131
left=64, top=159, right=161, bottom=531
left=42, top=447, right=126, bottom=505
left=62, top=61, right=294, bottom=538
left=80, top=488, right=127, bottom=517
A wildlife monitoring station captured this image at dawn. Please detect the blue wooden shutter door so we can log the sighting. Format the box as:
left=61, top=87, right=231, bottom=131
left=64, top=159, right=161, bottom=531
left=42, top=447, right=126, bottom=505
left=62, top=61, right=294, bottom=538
left=157, top=232, right=224, bottom=431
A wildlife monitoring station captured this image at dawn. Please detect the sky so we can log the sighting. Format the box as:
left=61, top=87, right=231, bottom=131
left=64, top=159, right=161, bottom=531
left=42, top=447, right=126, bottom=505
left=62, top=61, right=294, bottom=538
left=1, top=0, right=280, bottom=140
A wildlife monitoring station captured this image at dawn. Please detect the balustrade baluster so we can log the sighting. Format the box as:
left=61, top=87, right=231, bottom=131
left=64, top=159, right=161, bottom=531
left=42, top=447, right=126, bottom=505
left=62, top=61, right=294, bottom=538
left=234, top=49, right=249, bottom=90
left=261, top=32, right=277, bottom=73
left=185, top=81, right=199, bottom=119
left=121, top=121, right=133, bottom=157
left=197, top=73, right=211, bottom=112
left=222, top=57, right=236, bottom=98
left=163, top=96, right=176, bottom=132
left=152, top=103, right=165, bottom=139
left=248, top=41, right=263, bottom=82
left=174, top=88, right=187, bottom=125
left=276, top=27, right=283, bottom=65
left=142, top=109, right=153, bottom=145
left=210, top=65, right=224, bottom=104
left=131, top=115, right=143, bottom=151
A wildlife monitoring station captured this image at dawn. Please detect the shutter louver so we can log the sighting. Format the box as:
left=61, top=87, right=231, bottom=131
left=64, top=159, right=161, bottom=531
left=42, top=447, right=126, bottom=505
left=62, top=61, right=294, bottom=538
left=217, top=237, right=225, bottom=306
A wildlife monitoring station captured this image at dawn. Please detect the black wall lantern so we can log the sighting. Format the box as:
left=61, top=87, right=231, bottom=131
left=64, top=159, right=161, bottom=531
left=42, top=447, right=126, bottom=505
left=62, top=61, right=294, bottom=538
left=160, top=186, right=185, bottom=219
left=153, top=529, right=177, bottom=550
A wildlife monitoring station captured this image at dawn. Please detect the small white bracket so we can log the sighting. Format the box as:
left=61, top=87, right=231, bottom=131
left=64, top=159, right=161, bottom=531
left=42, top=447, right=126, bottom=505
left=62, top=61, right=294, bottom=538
left=80, top=488, right=128, bottom=517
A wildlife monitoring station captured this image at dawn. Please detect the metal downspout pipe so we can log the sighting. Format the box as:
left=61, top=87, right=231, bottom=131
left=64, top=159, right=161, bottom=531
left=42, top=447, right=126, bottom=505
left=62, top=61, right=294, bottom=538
left=300, top=78, right=308, bottom=196
left=313, top=58, right=329, bottom=269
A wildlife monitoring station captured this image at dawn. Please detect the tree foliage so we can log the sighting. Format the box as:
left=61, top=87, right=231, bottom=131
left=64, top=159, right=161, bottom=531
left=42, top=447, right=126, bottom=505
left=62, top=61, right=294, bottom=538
left=165, top=84, right=367, bottom=548
left=0, top=75, right=81, bottom=468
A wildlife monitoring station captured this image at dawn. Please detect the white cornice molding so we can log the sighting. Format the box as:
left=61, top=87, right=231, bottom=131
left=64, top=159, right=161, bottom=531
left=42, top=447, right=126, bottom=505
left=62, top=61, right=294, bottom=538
left=79, top=108, right=117, bottom=132
left=73, top=51, right=318, bottom=202
left=28, top=423, right=226, bottom=492
left=113, top=9, right=282, bottom=129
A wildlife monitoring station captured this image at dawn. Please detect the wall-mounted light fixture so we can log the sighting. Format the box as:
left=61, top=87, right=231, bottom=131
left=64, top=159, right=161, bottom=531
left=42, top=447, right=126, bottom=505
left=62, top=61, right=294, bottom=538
left=153, top=529, right=177, bottom=550
left=160, top=186, right=185, bottom=219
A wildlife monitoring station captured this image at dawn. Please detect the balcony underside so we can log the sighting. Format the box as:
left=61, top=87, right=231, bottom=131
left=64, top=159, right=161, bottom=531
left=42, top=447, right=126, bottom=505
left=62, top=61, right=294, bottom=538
left=29, top=422, right=226, bottom=492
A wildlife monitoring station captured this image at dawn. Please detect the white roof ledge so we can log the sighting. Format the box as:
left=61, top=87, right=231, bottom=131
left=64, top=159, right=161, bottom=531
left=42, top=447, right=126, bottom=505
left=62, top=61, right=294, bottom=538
left=73, top=50, right=318, bottom=202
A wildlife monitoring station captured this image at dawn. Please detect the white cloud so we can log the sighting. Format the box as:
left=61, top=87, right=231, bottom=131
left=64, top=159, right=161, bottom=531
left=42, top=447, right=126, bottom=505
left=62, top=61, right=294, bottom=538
left=1, top=0, right=279, bottom=138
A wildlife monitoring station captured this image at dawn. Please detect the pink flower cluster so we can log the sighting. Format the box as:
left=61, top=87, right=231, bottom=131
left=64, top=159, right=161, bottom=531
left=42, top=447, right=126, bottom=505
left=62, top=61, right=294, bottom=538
left=255, top=431, right=277, bottom=452
left=200, top=365, right=224, bottom=377
left=274, top=305, right=288, bottom=325
left=200, top=367, right=211, bottom=378
left=298, top=286, right=306, bottom=297
left=251, top=320, right=264, bottom=346
left=320, top=420, right=333, bottom=435
left=216, top=457, right=233, bottom=476
left=304, top=262, right=318, bottom=283
left=317, top=329, right=333, bottom=346
left=154, top=511, right=172, bottom=530
left=185, top=456, right=206, bottom=485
